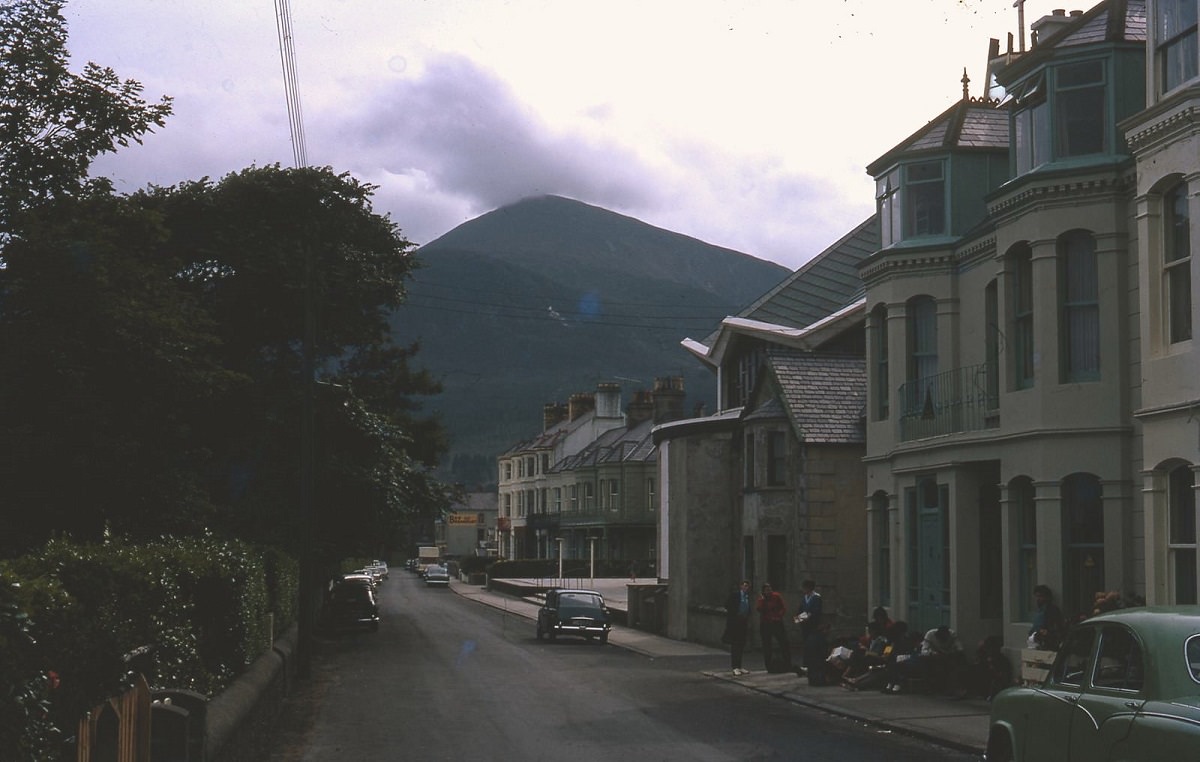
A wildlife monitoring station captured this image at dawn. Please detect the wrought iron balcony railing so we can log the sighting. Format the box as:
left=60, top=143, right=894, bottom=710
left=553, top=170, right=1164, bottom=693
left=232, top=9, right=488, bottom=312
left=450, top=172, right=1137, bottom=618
left=898, top=363, right=998, bottom=441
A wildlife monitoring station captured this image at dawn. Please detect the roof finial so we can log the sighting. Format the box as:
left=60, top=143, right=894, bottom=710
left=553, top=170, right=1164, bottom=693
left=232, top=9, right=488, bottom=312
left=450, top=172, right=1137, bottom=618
left=962, top=68, right=971, bottom=100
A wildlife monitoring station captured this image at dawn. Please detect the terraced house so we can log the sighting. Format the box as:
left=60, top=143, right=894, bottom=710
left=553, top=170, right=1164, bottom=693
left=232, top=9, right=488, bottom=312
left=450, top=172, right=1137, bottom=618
left=864, top=0, right=1200, bottom=653
left=497, top=379, right=685, bottom=565
left=659, top=0, right=1199, bottom=657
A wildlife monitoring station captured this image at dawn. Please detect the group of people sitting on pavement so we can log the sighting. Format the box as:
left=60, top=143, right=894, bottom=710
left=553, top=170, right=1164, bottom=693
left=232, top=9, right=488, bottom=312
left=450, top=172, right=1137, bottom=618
left=725, top=579, right=1016, bottom=700
left=822, top=616, right=1013, bottom=699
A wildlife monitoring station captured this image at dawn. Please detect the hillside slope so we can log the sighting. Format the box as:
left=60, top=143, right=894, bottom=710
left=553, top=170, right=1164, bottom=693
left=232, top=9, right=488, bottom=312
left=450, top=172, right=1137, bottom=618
left=390, top=195, right=789, bottom=486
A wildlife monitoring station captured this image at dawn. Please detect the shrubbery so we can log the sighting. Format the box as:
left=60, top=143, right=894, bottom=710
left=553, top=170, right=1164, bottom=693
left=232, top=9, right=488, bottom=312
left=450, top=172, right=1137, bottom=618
left=0, top=536, right=298, bottom=758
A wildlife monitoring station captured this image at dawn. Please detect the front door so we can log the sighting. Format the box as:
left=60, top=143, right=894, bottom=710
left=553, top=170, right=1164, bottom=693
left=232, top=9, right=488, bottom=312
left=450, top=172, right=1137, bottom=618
left=907, top=477, right=949, bottom=632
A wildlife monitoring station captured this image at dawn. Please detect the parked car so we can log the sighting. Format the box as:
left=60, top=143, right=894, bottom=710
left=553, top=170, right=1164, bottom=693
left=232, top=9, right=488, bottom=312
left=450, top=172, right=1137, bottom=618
left=323, top=579, right=380, bottom=631
left=424, top=564, right=450, bottom=587
left=535, top=588, right=611, bottom=644
left=367, top=560, right=389, bottom=579
left=353, top=566, right=384, bottom=585
left=336, top=572, right=377, bottom=593
left=987, top=606, right=1200, bottom=761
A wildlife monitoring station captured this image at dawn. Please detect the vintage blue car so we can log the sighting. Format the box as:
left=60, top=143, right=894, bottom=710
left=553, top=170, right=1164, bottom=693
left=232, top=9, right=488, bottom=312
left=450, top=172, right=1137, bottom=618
left=987, top=606, right=1200, bottom=761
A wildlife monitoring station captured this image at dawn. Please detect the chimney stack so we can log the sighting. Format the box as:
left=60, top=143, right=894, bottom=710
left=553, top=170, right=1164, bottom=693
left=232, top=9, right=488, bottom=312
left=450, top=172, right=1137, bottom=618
left=568, top=392, right=595, bottom=421
left=595, top=382, right=622, bottom=419
left=652, top=376, right=686, bottom=424
left=1031, top=8, right=1075, bottom=46
left=543, top=402, right=568, bottom=432
left=626, top=390, right=655, bottom=426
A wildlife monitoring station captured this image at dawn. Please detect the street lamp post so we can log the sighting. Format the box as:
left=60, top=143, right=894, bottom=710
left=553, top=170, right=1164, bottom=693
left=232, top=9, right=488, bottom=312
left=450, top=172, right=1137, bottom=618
left=588, top=536, right=597, bottom=586
left=556, top=537, right=564, bottom=583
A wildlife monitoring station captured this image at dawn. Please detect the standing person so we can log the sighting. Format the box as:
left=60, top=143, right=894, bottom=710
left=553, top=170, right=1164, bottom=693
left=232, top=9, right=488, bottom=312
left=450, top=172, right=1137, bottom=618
left=792, top=579, right=823, bottom=671
left=1028, top=585, right=1066, bottom=650
left=756, top=583, right=791, bottom=671
left=722, top=580, right=753, bottom=676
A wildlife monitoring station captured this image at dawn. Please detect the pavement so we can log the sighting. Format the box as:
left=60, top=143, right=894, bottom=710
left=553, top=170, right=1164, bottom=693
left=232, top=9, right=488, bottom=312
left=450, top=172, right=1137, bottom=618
left=449, top=576, right=991, bottom=758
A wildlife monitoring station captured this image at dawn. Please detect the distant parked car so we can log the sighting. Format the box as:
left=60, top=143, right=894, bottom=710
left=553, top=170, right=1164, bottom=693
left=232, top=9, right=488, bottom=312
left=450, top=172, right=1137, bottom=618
left=323, top=579, right=380, bottom=632
left=987, top=606, right=1200, bottom=761
left=367, top=560, right=389, bottom=579
left=424, top=564, right=450, bottom=587
left=536, top=589, right=611, bottom=644
left=336, top=572, right=377, bottom=593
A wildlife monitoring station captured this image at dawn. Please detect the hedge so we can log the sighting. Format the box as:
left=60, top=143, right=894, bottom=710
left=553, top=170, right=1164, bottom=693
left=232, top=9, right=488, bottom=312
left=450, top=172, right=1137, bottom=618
left=0, top=536, right=298, bottom=761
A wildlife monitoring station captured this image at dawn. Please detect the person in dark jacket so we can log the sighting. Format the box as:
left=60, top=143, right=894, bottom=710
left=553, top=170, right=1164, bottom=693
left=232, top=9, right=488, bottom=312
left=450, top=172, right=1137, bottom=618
left=722, top=580, right=753, bottom=675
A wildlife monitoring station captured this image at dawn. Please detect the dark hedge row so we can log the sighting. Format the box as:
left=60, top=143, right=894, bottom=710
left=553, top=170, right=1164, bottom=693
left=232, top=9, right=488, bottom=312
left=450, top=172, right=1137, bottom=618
left=0, top=536, right=298, bottom=760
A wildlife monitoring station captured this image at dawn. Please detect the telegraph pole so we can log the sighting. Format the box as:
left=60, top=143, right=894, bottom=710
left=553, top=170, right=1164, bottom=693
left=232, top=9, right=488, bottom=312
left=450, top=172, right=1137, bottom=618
left=273, top=0, right=315, bottom=677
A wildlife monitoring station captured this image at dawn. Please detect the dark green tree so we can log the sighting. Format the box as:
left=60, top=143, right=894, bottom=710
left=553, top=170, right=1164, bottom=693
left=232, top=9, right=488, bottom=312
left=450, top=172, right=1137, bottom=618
left=0, top=0, right=171, bottom=239
left=0, top=188, right=239, bottom=555
left=136, top=165, right=452, bottom=560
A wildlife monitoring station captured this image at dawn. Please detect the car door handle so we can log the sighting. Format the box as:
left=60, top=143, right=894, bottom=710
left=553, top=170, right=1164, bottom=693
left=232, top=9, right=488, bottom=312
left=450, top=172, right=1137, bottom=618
left=1124, top=702, right=1140, bottom=709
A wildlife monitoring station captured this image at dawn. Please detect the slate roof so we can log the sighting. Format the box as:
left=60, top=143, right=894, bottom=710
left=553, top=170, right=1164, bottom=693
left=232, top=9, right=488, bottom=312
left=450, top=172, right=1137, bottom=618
left=766, top=348, right=866, bottom=445
left=867, top=98, right=1010, bottom=175
left=732, top=215, right=878, bottom=330
left=997, top=0, right=1146, bottom=83
left=554, top=418, right=656, bottom=471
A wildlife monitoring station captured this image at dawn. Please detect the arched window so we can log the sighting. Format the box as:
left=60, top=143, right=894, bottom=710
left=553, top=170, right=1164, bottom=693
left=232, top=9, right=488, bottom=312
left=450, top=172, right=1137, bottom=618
left=872, top=304, right=889, bottom=420
left=871, top=491, right=891, bottom=607
left=985, top=280, right=999, bottom=404
left=1168, top=464, right=1197, bottom=604
left=1012, top=477, right=1037, bottom=620
left=1010, top=244, right=1035, bottom=389
left=1060, top=232, right=1100, bottom=381
left=907, top=296, right=938, bottom=400
left=1063, top=473, right=1104, bottom=616
left=1165, top=181, right=1192, bottom=344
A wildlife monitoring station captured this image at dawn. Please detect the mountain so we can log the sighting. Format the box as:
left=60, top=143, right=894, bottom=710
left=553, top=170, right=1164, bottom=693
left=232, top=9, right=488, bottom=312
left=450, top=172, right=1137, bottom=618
left=390, top=195, right=789, bottom=487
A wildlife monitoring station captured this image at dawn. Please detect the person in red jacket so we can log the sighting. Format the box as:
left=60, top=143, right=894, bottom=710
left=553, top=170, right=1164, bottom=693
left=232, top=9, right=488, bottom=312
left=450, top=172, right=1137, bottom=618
left=756, top=583, right=791, bottom=671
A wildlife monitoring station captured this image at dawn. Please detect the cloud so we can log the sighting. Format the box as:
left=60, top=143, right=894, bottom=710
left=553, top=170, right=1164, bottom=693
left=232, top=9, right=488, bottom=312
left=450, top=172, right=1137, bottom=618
left=322, top=54, right=661, bottom=224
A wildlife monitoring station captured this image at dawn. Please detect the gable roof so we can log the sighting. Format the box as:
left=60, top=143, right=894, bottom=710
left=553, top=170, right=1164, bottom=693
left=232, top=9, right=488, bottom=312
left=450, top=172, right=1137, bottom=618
left=736, top=215, right=878, bottom=327
left=682, top=216, right=877, bottom=368
left=765, top=348, right=866, bottom=444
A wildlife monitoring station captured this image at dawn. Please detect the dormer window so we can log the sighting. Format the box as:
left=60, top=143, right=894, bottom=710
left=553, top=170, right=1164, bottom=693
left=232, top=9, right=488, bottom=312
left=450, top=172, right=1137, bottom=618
left=907, top=161, right=946, bottom=236
left=1055, top=61, right=1105, bottom=157
left=875, top=159, right=946, bottom=247
left=1011, top=59, right=1108, bottom=176
left=1014, top=74, right=1049, bottom=174
left=1158, top=0, right=1198, bottom=93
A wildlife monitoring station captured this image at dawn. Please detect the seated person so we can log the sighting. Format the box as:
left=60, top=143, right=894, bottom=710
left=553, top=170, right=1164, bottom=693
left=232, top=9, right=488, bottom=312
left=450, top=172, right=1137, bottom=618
left=884, top=624, right=966, bottom=695
left=965, top=635, right=1013, bottom=699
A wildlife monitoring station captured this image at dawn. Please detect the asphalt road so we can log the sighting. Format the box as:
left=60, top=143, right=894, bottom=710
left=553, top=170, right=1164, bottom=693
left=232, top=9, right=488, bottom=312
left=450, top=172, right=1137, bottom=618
left=266, top=573, right=981, bottom=761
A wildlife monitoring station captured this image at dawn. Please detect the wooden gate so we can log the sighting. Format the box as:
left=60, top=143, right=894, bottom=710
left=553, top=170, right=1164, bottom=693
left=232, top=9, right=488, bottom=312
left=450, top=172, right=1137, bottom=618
left=74, top=675, right=151, bottom=762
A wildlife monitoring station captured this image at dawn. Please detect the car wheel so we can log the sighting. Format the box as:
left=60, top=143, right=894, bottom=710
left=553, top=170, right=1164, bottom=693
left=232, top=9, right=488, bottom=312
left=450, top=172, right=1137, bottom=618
left=986, top=731, right=1013, bottom=762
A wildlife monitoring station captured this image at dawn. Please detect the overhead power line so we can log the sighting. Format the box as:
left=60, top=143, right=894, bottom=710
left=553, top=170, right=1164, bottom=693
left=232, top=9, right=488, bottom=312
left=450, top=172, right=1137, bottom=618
left=274, top=0, right=308, bottom=168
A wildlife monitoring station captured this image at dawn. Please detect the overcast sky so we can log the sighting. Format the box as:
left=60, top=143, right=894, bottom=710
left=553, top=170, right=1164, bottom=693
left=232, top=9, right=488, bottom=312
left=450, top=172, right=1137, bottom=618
left=63, top=0, right=1067, bottom=271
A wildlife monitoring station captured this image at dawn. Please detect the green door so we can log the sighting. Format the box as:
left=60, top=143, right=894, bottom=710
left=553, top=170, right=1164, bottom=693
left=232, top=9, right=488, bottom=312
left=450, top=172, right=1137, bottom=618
left=907, top=478, right=949, bottom=632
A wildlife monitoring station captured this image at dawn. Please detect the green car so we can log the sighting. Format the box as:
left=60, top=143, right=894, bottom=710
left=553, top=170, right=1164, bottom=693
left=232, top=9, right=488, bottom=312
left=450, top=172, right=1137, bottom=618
left=987, top=606, right=1200, bottom=761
